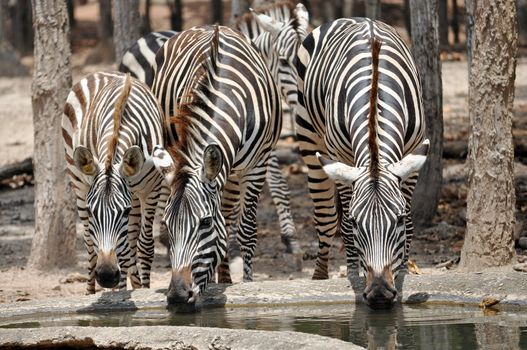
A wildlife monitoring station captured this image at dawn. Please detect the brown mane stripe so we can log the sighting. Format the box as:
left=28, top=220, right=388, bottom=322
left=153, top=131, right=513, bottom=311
left=368, top=37, right=382, bottom=180
left=105, top=73, right=132, bottom=170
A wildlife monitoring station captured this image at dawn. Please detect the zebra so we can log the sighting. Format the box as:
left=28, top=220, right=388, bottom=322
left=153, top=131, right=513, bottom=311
left=151, top=25, right=281, bottom=304
left=295, top=18, right=429, bottom=308
left=62, top=72, right=167, bottom=294
left=118, top=30, right=178, bottom=87
left=233, top=1, right=309, bottom=260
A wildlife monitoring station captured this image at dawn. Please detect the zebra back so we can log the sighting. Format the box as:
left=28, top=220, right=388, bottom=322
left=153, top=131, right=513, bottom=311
left=119, top=30, right=178, bottom=87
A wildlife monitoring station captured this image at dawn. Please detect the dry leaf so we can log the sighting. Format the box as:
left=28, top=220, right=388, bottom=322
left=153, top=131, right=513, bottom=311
left=479, top=297, right=500, bottom=309
left=408, top=259, right=422, bottom=275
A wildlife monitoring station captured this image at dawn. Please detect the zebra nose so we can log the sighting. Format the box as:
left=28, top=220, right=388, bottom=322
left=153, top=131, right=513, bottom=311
left=95, top=264, right=120, bottom=289
left=167, top=268, right=195, bottom=305
left=363, top=282, right=397, bottom=309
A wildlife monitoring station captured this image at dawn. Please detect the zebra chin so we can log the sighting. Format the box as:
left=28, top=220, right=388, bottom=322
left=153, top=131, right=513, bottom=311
left=166, top=267, right=198, bottom=306
left=363, top=266, right=397, bottom=309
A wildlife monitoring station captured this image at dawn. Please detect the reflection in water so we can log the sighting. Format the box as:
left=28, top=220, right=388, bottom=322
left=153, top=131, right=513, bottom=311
left=2, top=304, right=527, bottom=349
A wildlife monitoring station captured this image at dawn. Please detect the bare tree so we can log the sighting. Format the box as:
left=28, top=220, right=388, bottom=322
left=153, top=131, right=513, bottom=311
left=28, top=0, right=76, bottom=269
left=438, top=0, right=449, bottom=49
left=85, top=0, right=114, bottom=65
left=343, top=0, right=355, bottom=17
left=465, top=0, right=475, bottom=65
left=230, top=0, right=250, bottom=25
left=0, top=1, right=28, bottom=76
left=212, top=0, right=223, bottom=24
left=365, top=0, right=381, bottom=19
left=113, top=0, right=140, bottom=62
left=169, top=0, right=183, bottom=31
left=460, top=0, right=517, bottom=270
left=9, top=0, right=33, bottom=56
left=409, top=0, right=443, bottom=230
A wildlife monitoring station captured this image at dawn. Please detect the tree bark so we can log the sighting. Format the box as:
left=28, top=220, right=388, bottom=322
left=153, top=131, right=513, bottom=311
left=409, top=0, right=444, bottom=231
left=518, top=0, right=527, bottom=45
left=451, top=0, right=460, bottom=44
left=465, top=0, right=475, bottom=66
left=343, top=0, right=354, bottom=17
left=141, top=0, right=152, bottom=34
left=460, top=0, right=517, bottom=270
left=10, top=0, right=33, bottom=56
left=84, top=0, right=114, bottom=65
left=365, top=0, right=381, bottom=19
left=28, top=0, right=76, bottom=269
left=230, top=0, right=250, bottom=25
left=113, top=0, right=140, bottom=63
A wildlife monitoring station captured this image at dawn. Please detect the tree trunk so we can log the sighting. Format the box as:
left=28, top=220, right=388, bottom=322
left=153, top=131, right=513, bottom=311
left=0, top=1, right=28, bottom=76
left=230, top=0, right=250, bottom=25
left=212, top=0, right=223, bottom=24
left=404, top=0, right=411, bottom=37
left=438, top=0, right=449, bottom=49
left=28, top=0, right=76, bottom=270
left=84, top=0, right=114, bottom=65
left=451, top=0, right=460, bottom=44
left=67, top=0, right=75, bottom=28
left=518, top=0, right=527, bottom=45
left=10, top=0, right=33, bottom=56
left=113, top=0, right=140, bottom=63
left=465, top=0, right=475, bottom=66
left=169, top=0, right=183, bottom=31
left=409, top=0, right=443, bottom=231
left=459, top=0, right=517, bottom=270
left=365, top=0, right=381, bottom=19
left=141, top=0, right=152, bottom=35
left=343, top=0, right=354, bottom=17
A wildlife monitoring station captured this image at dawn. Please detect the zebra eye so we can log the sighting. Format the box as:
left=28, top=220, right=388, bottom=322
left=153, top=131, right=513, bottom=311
left=199, top=216, right=212, bottom=229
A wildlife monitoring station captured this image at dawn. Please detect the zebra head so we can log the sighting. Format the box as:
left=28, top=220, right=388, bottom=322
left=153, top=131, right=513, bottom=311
left=153, top=144, right=226, bottom=305
left=318, top=139, right=429, bottom=308
left=73, top=145, right=145, bottom=289
left=250, top=3, right=309, bottom=118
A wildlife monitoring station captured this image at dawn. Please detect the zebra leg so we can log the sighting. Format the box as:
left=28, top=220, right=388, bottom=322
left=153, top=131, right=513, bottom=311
left=137, top=193, right=158, bottom=288
left=266, top=152, right=303, bottom=270
left=336, top=184, right=359, bottom=278
left=304, top=153, right=339, bottom=280
left=237, top=162, right=268, bottom=282
left=75, top=192, right=96, bottom=294
left=218, top=175, right=242, bottom=283
left=127, top=195, right=142, bottom=289
left=401, top=172, right=419, bottom=268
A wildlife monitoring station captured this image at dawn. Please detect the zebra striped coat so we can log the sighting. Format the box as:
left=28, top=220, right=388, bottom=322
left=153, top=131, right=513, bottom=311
left=62, top=72, right=167, bottom=294
left=151, top=25, right=281, bottom=304
left=118, top=30, right=178, bottom=87
left=296, top=18, right=429, bottom=308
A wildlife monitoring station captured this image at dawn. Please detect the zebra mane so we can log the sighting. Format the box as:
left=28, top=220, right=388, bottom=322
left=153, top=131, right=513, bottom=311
left=235, top=0, right=300, bottom=38
left=106, top=73, right=132, bottom=171
left=167, top=25, right=221, bottom=172
left=368, top=37, right=382, bottom=180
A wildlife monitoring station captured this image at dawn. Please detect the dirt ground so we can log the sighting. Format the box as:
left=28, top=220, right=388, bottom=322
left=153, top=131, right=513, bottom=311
left=1, top=1, right=527, bottom=304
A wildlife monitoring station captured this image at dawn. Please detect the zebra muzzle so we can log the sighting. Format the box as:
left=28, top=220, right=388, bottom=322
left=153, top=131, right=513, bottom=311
left=363, top=266, right=397, bottom=309
left=95, top=250, right=120, bottom=289
left=167, top=267, right=195, bottom=305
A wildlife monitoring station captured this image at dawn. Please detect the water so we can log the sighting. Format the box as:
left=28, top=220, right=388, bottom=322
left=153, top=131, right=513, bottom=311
left=2, top=303, right=527, bottom=349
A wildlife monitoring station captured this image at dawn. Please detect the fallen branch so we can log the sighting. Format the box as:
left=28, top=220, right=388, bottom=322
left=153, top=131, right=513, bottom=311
left=0, top=157, right=33, bottom=182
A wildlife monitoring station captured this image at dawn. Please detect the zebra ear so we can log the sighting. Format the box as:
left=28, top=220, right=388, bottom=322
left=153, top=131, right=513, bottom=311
left=387, top=139, right=430, bottom=182
left=295, top=3, right=310, bottom=35
left=250, top=8, right=285, bottom=37
left=202, top=144, right=223, bottom=183
left=121, top=146, right=145, bottom=178
left=152, top=145, right=176, bottom=186
left=73, top=146, right=99, bottom=176
left=316, top=152, right=362, bottom=184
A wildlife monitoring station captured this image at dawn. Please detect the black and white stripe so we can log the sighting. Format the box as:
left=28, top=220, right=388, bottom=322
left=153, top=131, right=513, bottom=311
left=151, top=25, right=281, bottom=304
left=118, top=30, right=178, bottom=87
left=62, top=72, right=168, bottom=294
left=296, top=18, right=429, bottom=308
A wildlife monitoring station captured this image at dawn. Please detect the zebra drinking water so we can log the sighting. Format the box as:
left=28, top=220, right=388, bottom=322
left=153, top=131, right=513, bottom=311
left=150, top=25, right=281, bottom=304
left=296, top=18, right=429, bottom=308
left=62, top=72, right=167, bottom=294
